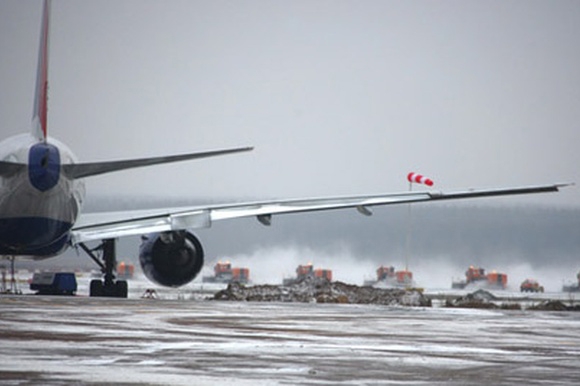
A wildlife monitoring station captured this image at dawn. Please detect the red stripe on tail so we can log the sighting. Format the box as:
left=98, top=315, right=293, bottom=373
left=33, top=0, right=50, bottom=141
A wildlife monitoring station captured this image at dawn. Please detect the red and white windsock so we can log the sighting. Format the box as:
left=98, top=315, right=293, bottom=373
left=407, top=172, right=434, bottom=186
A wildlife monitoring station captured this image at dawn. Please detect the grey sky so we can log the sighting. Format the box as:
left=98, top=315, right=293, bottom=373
left=1, top=0, right=579, bottom=206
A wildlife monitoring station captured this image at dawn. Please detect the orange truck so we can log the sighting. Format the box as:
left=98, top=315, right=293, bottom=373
left=202, top=261, right=250, bottom=284
left=296, top=263, right=314, bottom=278
left=395, top=270, right=413, bottom=286
left=520, top=279, right=544, bottom=293
left=116, top=262, right=135, bottom=279
left=487, top=271, right=508, bottom=289
left=314, top=269, right=332, bottom=281
left=283, top=263, right=332, bottom=285
left=377, top=266, right=395, bottom=281
left=452, top=266, right=508, bottom=290
left=232, top=267, right=250, bottom=283
left=364, top=265, right=413, bottom=287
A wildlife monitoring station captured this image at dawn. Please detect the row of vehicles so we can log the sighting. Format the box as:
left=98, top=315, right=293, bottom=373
left=282, top=263, right=578, bottom=293
left=450, top=266, right=577, bottom=293
left=202, top=260, right=560, bottom=294
left=22, top=260, right=580, bottom=295
left=202, top=261, right=336, bottom=286
left=367, top=264, right=541, bottom=292
left=451, top=266, right=548, bottom=292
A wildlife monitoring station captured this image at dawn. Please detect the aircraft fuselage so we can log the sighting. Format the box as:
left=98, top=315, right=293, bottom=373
left=0, top=134, right=84, bottom=256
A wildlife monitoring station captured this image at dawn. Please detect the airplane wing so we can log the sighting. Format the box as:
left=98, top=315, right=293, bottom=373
left=70, top=183, right=569, bottom=244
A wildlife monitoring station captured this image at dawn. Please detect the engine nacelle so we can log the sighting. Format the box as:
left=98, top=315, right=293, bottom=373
left=139, top=231, right=204, bottom=287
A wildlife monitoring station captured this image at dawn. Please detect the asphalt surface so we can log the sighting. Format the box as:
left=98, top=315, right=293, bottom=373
left=1, top=295, right=579, bottom=385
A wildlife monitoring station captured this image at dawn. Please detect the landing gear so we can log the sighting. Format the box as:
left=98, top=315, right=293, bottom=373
left=0, top=257, right=21, bottom=294
left=89, top=278, right=128, bottom=298
left=79, top=239, right=128, bottom=298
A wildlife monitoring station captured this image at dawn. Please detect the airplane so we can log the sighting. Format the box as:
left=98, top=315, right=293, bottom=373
left=0, top=0, right=570, bottom=297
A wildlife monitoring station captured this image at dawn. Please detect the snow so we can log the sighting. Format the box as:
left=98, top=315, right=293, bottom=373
left=0, top=295, right=579, bottom=385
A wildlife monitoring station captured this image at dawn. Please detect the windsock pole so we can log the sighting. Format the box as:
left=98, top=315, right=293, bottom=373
left=405, top=180, right=413, bottom=272
left=405, top=173, right=434, bottom=271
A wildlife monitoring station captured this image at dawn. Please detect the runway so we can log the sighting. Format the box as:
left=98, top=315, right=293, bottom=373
left=1, top=295, right=579, bottom=385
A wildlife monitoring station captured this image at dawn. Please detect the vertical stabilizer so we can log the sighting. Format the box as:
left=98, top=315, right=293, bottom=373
left=32, top=0, right=51, bottom=142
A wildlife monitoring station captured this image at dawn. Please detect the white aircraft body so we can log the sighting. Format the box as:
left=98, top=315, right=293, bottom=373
left=0, top=1, right=570, bottom=297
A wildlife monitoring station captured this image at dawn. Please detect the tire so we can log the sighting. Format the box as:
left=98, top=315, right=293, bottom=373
left=90, top=280, right=104, bottom=297
left=116, top=280, right=128, bottom=298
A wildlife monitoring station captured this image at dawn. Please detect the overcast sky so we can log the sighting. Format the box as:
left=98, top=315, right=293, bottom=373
left=1, top=0, right=578, bottom=207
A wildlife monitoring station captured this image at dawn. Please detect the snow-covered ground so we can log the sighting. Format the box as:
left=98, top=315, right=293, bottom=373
left=0, top=295, right=579, bottom=385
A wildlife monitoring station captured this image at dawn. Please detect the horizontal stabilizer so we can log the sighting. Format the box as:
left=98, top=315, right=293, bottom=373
left=0, top=161, right=26, bottom=177
left=63, top=146, right=253, bottom=179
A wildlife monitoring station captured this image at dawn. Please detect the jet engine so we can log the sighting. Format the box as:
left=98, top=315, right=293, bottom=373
left=139, top=231, right=204, bottom=287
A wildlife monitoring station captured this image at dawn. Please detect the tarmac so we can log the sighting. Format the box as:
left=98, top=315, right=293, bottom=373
left=1, top=294, right=580, bottom=385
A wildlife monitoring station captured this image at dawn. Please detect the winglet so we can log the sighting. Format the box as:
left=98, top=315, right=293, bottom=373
left=32, top=0, right=51, bottom=142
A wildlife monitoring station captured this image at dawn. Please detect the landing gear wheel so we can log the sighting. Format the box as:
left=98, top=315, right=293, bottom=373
left=116, top=280, right=128, bottom=298
left=90, top=279, right=104, bottom=297
left=89, top=279, right=128, bottom=298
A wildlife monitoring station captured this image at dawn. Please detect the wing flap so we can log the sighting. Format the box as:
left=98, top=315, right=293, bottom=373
left=70, top=183, right=569, bottom=245
left=71, top=209, right=211, bottom=244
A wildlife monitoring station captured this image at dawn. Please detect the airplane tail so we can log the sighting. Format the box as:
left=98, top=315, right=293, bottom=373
left=14, top=0, right=254, bottom=181
left=32, top=0, right=50, bottom=142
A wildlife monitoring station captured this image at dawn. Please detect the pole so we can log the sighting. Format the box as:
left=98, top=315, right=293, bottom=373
left=405, top=182, right=413, bottom=272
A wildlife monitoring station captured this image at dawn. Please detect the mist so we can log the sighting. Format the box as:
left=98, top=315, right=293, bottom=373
left=192, top=200, right=580, bottom=291
left=200, top=243, right=377, bottom=286
left=201, top=246, right=577, bottom=292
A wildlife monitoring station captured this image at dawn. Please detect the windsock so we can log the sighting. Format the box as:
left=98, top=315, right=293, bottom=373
left=407, top=172, right=434, bottom=186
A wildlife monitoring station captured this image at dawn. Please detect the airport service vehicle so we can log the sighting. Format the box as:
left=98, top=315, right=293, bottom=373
left=116, top=262, right=135, bottom=280
left=202, top=261, right=250, bottom=284
left=364, top=265, right=414, bottom=287
left=377, top=265, right=396, bottom=281
left=520, top=279, right=544, bottom=293
left=452, top=266, right=508, bottom=290
left=283, top=263, right=332, bottom=285
left=395, top=270, right=414, bottom=286
left=0, top=0, right=568, bottom=297
left=30, top=272, right=77, bottom=295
